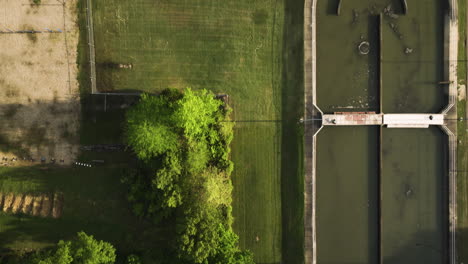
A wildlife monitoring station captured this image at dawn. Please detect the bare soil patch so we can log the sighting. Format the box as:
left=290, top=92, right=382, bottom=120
left=459, top=84, right=466, bottom=101
left=40, top=195, right=52, bottom=217
left=22, top=195, right=34, bottom=214
left=0, top=0, right=80, bottom=165
left=32, top=195, right=43, bottom=216
left=11, top=194, right=24, bottom=213
left=3, top=193, right=14, bottom=212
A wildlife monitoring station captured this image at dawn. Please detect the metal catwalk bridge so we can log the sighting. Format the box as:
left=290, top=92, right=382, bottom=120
left=322, top=112, right=445, bottom=128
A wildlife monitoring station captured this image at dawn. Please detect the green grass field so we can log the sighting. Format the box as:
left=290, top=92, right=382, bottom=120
left=458, top=0, right=468, bottom=262
left=91, top=0, right=305, bottom=263
left=0, top=0, right=304, bottom=263
left=458, top=0, right=467, bottom=85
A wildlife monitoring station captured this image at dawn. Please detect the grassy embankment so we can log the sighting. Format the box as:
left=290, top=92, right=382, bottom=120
left=90, top=0, right=305, bottom=262
left=458, top=0, right=468, bottom=262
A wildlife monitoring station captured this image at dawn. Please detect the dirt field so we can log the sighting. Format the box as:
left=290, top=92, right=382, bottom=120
left=0, top=0, right=80, bottom=165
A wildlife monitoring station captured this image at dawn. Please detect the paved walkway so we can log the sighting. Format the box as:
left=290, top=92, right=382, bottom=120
left=303, top=0, right=316, bottom=263
left=446, top=2, right=459, bottom=263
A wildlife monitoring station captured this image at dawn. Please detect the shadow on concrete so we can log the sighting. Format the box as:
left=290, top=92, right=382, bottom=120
left=367, top=15, right=381, bottom=112
left=326, top=0, right=340, bottom=15
left=456, top=228, right=468, bottom=263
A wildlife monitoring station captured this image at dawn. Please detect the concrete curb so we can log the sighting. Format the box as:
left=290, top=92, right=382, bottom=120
left=304, top=0, right=319, bottom=263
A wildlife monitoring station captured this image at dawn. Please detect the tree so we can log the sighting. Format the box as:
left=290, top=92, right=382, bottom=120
left=176, top=206, right=223, bottom=263
left=173, top=88, right=221, bottom=140
left=203, top=168, right=232, bottom=207
left=208, top=225, right=254, bottom=264
left=124, top=88, right=229, bottom=215
left=35, top=241, right=73, bottom=264
left=124, top=88, right=250, bottom=263
left=126, top=254, right=142, bottom=264
left=125, top=93, right=179, bottom=161
left=31, top=232, right=116, bottom=264
left=71, top=232, right=116, bottom=264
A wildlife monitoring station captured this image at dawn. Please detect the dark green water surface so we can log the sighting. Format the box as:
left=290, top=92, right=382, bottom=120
left=317, top=0, right=445, bottom=113
left=316, top=127, right=379, bottom=264
left=315, top=0, right=448, bottom=263
left=381, top=128, right=447, bottom=264
left=381, top=2, right=446, bottom=113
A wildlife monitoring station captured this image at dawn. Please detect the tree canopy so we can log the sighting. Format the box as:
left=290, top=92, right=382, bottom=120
left=31, top=232, right=116, bottom=264
left=125, top=93, right=179, bottom=161
left=123, top=88, right=253, bottom=264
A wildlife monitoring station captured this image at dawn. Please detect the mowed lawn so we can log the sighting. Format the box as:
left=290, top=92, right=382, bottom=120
left=457, top=0, right=468, bottom=262
left=92, top=0, right=304, bottom=263
left=457, top=101, right=468, bottom=263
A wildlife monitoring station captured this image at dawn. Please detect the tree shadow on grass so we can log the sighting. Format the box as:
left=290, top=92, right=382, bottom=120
left=0, top=100, right=80, bottom=160
left=80, top=94, right=140, bottom=146
left=280, top=0, right=305, bottom=263
left=0, top=96, right=136, bottom=164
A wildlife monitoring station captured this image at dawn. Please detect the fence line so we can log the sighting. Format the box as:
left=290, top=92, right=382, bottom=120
left=85, top=0, right=97, bottom=94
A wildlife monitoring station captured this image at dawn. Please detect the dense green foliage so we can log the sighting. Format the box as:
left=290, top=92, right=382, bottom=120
left=125, top=255, right=142, bottom=264
left=31, top=232, right=116, bottom=264
left=124, top=89, right=251, bottom=263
